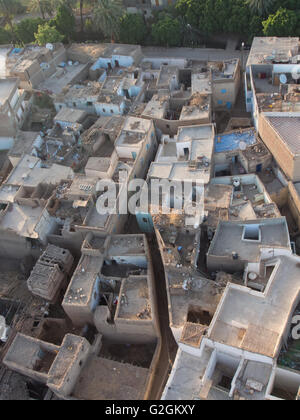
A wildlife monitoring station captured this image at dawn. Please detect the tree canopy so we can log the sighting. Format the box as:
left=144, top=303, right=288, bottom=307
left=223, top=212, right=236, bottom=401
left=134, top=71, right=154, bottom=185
left=34, top=22, right=64, bottom=45
left=119, top=13, right=147, bottom=45
left=152, top=14, right=182, bottom=47
left=14, top=17, right=44, bottom=45
left=93, top=0, right=124, bottom=41
left=262, top=7, right=300, bottom=36
left=53, top=3, right=75, bottom=41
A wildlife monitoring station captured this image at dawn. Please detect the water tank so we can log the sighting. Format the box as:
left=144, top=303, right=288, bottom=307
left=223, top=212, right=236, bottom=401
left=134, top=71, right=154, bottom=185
left=233, top=177, right=240, bottom=188
left=248, top=272, right=258, bottom=281
left=46, top=43, right=54, bottom=51
left=279, top=73, right=287, bottom=84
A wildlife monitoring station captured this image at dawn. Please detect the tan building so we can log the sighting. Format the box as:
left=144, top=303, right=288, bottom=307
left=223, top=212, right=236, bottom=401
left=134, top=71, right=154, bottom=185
left=0, top=78, right=31, bottom=150
left=259, top=113, right=300, bottom=182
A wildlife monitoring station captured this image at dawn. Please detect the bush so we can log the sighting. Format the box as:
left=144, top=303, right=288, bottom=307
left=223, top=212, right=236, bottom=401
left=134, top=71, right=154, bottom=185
left=14, top=17, right=44, bottom=45
left=34, top=22, right=64, bottom=46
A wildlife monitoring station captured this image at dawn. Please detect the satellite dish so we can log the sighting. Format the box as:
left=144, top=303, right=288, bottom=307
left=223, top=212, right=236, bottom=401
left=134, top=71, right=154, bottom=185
left=279, top=73, right=287, bottom=84
left=239, top=141, right=247, bottom=151
left=46, top=43, right=54, bottom=51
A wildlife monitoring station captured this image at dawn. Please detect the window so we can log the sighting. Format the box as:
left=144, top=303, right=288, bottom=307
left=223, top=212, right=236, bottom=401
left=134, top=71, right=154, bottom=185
left=87, top=101, right=93, bottom=107
left=146, top=144, right=150, bottom=151
left=73, top=102, right=77, bottom=107
left=103, top=108, right=106, bottom=112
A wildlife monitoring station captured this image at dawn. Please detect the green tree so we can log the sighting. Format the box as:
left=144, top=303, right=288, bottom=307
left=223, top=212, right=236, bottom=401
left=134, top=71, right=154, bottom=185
left=93, top=0, right=124, bottom=41
left=0, top=26, right=12, bottom=44
left=15, top=17, right=44, bottom=45
left=262, top=7, right=299, bottom=36
left=28, top=0, right=55, bottom=19
left=34, top=22, right=64, bottom=45
left=152, top=14, right=181, bottom=47
left=0, top=0, right=22, bottom=31
left=175, top=0, right=205, bottom=28
left=246, top=0, right=275, bottom=16
left=53, top=3, right=75, bottom=41
left=119, top=13, right=147, bottom=45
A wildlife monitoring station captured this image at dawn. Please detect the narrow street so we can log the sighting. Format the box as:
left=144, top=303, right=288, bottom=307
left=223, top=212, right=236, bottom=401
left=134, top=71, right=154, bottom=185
left=146, top=234, right=178, bottom=400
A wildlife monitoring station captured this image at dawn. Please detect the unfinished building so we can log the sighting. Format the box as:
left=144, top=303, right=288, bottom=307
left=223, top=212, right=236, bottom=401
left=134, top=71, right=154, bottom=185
left=3, top=232, right=162, bottom=400
left=27, top=245, right=74, bottom=302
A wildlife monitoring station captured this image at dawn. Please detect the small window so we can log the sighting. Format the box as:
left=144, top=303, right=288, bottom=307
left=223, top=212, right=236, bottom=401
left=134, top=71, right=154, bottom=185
left=146, top=144, right=150, bottom=151
left=73, top=102, right=77, bottom=107
left=110, top=110, right=113, bottom=114
left=103, top=108, right=106, bottom=112
left=87, top=101, right=93, bottom=107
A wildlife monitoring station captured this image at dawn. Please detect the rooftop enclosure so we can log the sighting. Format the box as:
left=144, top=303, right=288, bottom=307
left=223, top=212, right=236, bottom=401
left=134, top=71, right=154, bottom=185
left=207, top=217, right=291, bottom=273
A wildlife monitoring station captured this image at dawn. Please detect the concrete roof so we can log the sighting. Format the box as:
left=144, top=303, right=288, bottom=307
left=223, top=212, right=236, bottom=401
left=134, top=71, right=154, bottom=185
left=54, top=108, right=87, bottom=124
left=9, top=131, right=40, bottom=158
left=5, top=155, right=74, bottom=187
left=208, top=254, right=300, bottom=358
left=162, top=347, right=212, bottom=400
left=246, top=37, right=299, bottom=67
left=142, top=99, right=167, bottom=119
left=177, top=124, right=214, bottom=142
left=0, top=203, right=43, bottom=238
left=208, top=218, right=291, bottom=262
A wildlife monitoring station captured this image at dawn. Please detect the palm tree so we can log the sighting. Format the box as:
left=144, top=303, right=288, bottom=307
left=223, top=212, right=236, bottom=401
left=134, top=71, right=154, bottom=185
left=93, top=0, right=124, bottom=41
left=246, top=0, right=275, bottom=16
left=0, top=0, right=20, bottom=31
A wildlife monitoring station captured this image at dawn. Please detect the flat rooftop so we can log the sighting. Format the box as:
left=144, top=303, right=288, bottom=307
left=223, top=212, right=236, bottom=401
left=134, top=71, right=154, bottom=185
left=142, top=98, right=167, bottom=119
left=208, top=218, right=290, bottom=262
left=177, top=124, right=214, bottom=142
left=162, top=347, right=213, bottom=400
left=0, top=203, right=43, bottom=238
left=192, top=71, right=212, bottom=94
left=5, top=155, right=73, bottom=187
left=215, top=129, right=257, bottom=153
left=73, top=356, right=149, bottom=400
left=38, top=63, right=88, bottom=95
left=9, top=131, right=40, bottom=158
left=208, top=253, right=300, bottom=358
left=122, top=116, right=151, bottom=134
left=246, top=37, right=299, bottom=67
left=264, top=115, right=300, bottom=155
left=54, top=108, right=87, bottom=124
